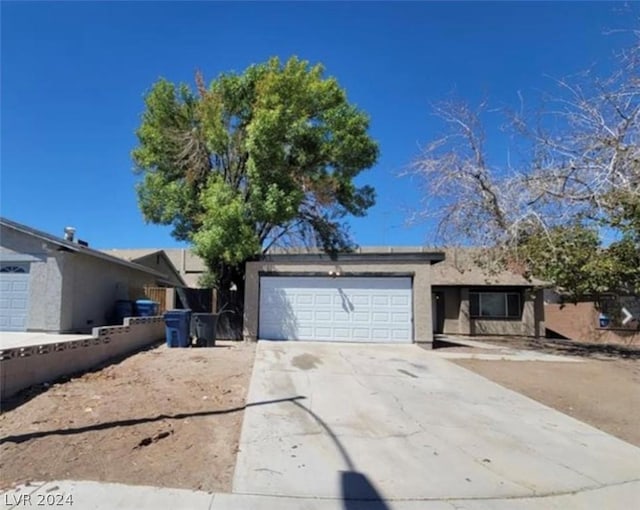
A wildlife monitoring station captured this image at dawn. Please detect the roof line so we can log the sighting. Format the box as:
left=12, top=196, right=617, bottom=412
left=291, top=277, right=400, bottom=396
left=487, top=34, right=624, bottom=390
left=0, top=217, right=168, bottom=279
left=257, top=252, right=446, bottom=264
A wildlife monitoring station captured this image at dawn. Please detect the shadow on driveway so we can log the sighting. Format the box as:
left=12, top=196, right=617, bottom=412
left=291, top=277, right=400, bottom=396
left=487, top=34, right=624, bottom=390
left=291, top=399, right=390, bottom=510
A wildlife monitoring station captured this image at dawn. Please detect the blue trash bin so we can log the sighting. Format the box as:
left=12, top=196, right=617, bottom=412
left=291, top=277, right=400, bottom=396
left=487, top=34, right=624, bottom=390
left=164, top=309, right=192, bottom=348
left=136, top=299, right=159, bottom=317
left=598, top=313, right=610, bottom=328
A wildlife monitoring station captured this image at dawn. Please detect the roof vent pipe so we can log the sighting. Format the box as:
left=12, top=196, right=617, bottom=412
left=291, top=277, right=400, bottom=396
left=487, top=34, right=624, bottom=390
left=64, top=226, right=76, bottom=242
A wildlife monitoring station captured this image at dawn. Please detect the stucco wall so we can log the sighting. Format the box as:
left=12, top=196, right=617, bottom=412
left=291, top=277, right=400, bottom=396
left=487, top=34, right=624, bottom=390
left=63, top=252, right=159, bottom=332
left=161, top=249, right=206, bottom=288
left=131, top=252, right=184, bottom=287
left=244, top=260, right=434, bottom=343
left=0, top=226, right=66, bottom=332
left=434, top=286, right=543, bottom=338
left=435, top=287, right=462, bottom=335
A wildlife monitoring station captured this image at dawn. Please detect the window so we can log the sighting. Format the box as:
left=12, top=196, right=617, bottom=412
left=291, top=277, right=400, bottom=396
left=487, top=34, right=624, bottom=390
left=470, top=291, right=521, bottom=319
left=0, top=264, right=28, bottom=273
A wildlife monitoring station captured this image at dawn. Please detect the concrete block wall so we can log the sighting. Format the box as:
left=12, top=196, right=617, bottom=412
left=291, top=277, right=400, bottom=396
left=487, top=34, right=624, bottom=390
left=545, top=302, right=598, bottom=341
left=545, top=302, right=639, bottom=345
left=0, top=317, right=165, bottom=401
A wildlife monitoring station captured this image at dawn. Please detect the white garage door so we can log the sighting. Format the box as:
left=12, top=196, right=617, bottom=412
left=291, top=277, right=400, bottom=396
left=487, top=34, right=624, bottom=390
left=259, top=276, right=412, bottom=343
left=0, top=263, right=31, bottom=331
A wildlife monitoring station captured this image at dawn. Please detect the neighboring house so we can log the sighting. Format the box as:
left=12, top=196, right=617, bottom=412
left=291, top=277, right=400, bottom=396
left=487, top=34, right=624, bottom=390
left=102, top=248, right=205, bottom=288
left=103, top=249, right=186, bottom=288
left=431, top=248, right=546, bottom=338
left=0, top=218, right=178, bottom=333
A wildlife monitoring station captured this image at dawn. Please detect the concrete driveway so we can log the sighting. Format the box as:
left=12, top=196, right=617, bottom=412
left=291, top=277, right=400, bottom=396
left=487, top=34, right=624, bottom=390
left=233, top=341, right=640, bottom=508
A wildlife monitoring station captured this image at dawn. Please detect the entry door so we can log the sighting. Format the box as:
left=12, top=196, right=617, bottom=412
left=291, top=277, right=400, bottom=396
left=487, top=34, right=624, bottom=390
left=0, top=263, right=31, bottom=331
left=432, top=291, right=445, bottom=334
left=259, top=276, right=413, bottom=343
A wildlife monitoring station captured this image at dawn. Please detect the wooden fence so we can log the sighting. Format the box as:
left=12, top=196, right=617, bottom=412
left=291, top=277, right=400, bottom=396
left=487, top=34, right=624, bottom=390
left=144, top=287, right=168, bottom=313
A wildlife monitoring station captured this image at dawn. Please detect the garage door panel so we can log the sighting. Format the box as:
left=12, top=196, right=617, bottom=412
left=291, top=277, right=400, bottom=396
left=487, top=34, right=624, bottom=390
left=258, top=276, right=412, bottom=343
left=372, top=329, right=390, bottom=339
left=372, top=312, right=389, bottom=322
left=0, top=266, right=30, bottom=331
left=12, top=299, right=27, bottom=309
left=391, top=295, right=410, bottom=306
left=333, top=310, right=350, bottom=322
left=314, top=311, right=331, bottom=322
left=352, top=328, right=370, bottom=339
left=350, top=295, right=370, bottom=306
left=393, top=329, right=411, bottom=340
left=296, top=310, right=313, bottom=321
left=297, top=295, right=314, bottom=305
left=372, top=296, right=389, bottom=306
left=315, top=295, right=332, bottom=305
left=13, top=282, right=28, bottom=292
left=351, top=312, right=369, bottom=323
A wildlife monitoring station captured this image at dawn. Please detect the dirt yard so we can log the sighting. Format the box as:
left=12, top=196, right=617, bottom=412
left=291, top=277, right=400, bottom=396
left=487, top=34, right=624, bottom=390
left=0, top=341, right=255, bottom=491
left=440, top=337, right=640, bottom=447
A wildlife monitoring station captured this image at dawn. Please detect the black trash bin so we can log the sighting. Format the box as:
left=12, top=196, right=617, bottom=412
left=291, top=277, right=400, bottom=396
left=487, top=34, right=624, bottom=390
left=191, top=313, right=218, bottom=347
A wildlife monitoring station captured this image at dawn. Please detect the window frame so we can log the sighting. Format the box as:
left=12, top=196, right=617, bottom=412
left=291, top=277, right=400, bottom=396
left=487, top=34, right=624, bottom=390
left=470, top=291, right=521, bottom=319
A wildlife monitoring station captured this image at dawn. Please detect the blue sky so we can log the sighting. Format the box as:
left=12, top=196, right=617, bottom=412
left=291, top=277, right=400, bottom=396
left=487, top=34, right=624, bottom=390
left=0, top=1, right=631, bottom=249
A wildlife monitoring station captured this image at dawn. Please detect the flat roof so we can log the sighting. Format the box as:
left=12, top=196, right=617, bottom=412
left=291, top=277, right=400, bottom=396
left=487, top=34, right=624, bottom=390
left=258, top=251, right=446, bottom=264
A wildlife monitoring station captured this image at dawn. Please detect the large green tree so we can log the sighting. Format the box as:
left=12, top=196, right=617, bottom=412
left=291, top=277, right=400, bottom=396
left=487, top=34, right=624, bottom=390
left=133, top=57, right=378, bottom=308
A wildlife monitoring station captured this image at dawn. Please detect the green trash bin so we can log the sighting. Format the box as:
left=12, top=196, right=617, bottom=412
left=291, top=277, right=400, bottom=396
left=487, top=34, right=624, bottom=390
left=191, top=313, right=218, bottom=347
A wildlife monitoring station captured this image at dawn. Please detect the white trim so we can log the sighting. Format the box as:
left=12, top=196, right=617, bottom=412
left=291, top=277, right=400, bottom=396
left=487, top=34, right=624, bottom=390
left=0, top=253, right=45, bottom=262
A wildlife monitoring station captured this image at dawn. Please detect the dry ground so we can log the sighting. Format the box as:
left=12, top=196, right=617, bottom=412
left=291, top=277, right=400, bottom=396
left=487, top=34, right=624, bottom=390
left=437, top=337, right=640, bottom=447
left=2, top=335, right=637, bottom=493
left=0, top=341, right=255, bottom=492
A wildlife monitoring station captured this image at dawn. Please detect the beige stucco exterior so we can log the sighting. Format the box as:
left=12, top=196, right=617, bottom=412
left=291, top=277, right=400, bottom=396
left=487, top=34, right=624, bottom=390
left=243, top=259, right=438, bottom=344
left=60, top=252, right=162, bottom=332
left=102, top=250, right=186, bottom=287
left=433, top=286, right=544, bottom=337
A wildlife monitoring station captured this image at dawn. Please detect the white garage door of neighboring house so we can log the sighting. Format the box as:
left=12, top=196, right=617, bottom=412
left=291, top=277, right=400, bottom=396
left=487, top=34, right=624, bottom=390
left=259, top=276, right=413, bottom=343
left=0, top=262, right=31, bottom=331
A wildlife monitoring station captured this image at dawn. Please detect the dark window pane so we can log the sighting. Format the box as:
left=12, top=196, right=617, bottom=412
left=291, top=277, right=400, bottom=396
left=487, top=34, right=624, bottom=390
left=507, top=293, right=520, bottom=317
left=480, top=293, right=506, bottom=317
left=470, top=293, right=479, bottom=316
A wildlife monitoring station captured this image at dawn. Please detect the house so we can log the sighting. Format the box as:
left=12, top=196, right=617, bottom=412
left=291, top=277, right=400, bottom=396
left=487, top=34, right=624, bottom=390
left=431, top=248, right=546, bottom=338
left=92, top=245, right=547, bottom=343
left=101, top=248, right=205, bottom=288
left=0, top=218, right=180, bottom=333
left=243, top=249, right=444, bottom=344
left=243, top=247, right=546, bottom=344
left=102, top=249, right=186, bottom=288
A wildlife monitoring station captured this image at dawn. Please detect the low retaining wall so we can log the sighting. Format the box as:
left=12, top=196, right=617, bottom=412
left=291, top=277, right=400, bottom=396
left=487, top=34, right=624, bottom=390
left=1, top=317, right=165, bottom=401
